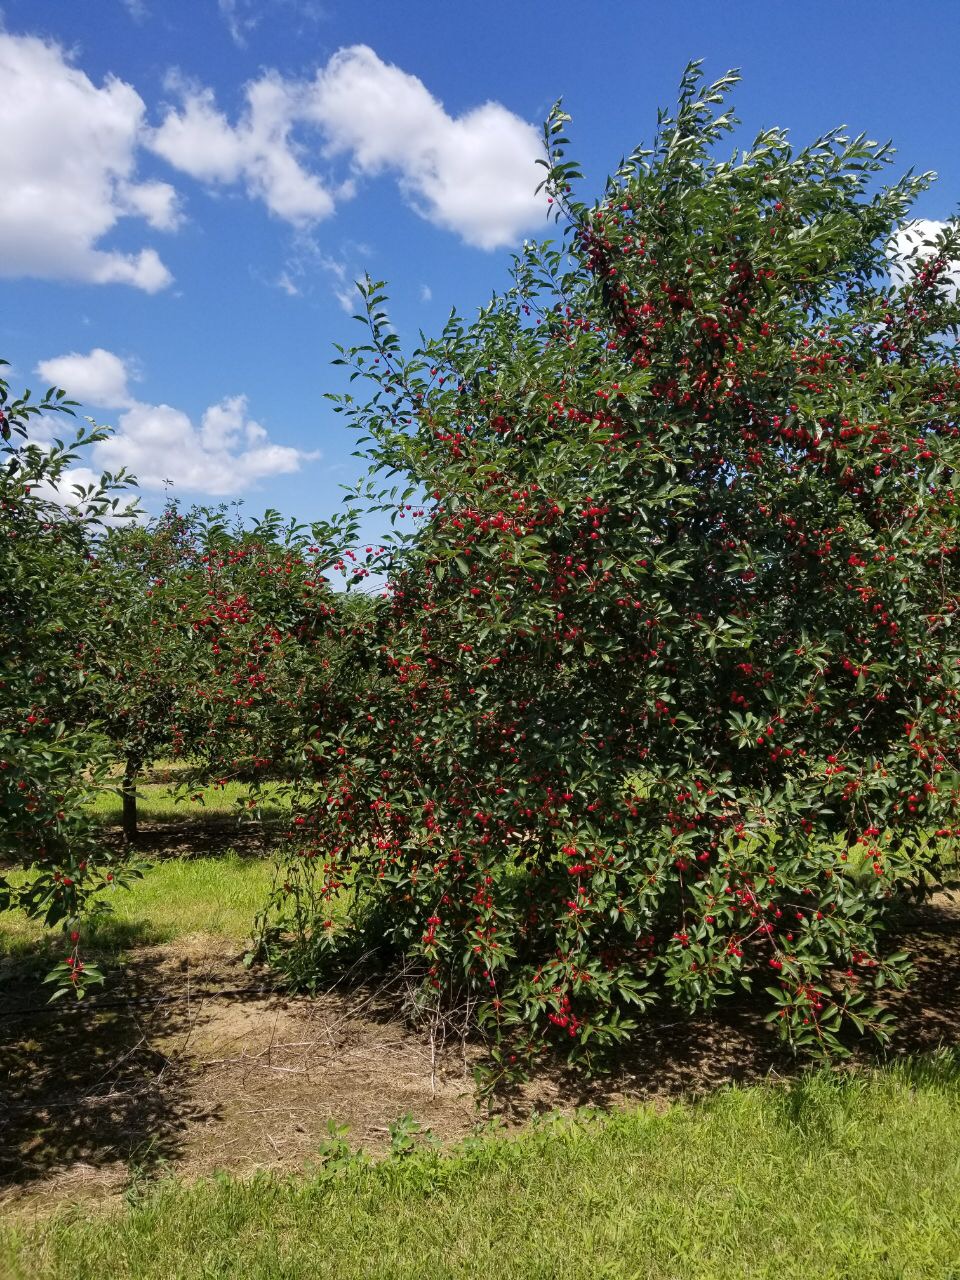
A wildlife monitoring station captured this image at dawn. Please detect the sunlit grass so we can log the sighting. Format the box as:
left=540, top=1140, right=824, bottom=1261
left=85, top=777, right=291, bottom=826
left=0, top=770, right=296, bottom=959
left=0, top=768, right=335, bottom=963
left=0, top=855, right=279, bottom=958
left=3, top=1053, right=960, bottom=1278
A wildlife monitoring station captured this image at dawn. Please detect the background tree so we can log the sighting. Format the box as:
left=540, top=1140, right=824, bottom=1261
left=88, top=500, right=360, bottom=840
left=89, top=503, right=215, bottom=842
left=263, top=66, right=960, bottom=1072
left=155, top=505, right=364, bottom=820
left=0, top=367, right=356, bottom=992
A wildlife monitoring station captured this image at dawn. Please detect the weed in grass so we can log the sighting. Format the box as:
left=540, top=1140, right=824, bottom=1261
left=124, top=1139, right=173, bottom=1210
left=387, top=1114, right=431, bottom=1158
left=312, top=1121, right=364, bottom=1180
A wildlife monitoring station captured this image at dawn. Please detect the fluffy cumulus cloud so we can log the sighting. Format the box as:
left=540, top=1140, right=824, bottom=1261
left=35, top=348, right=317, bottom=497
left=0, top=33, right=177, bottom=291
left=149, top=44, right=546, bottom=249
left=98, top=397, right=313, bottom=493
left=2, top=31, right=543, bottom=294
left=306, top=46, right=545, bottom=250
left=29, top=461, right=137, bottom=524
left=36, top=347, right=137, bottom=409
left=149, top=72, right=334, bottom=224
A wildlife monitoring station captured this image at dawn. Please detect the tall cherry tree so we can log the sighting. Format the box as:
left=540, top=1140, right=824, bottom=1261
left=265, top=66, right=960, bottom=1072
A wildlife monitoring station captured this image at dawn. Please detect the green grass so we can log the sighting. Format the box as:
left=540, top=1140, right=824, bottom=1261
left=86, top=778, right=290, bottom=826
left=0, top=855, right=278, bottom=956
left=4, top=772, right=958, bottom=1276
left=94, top=854, right=277, bottom=943
left=3, top=1054, right=960, bottom=1278
left=1, top=771, right=293, bottom=957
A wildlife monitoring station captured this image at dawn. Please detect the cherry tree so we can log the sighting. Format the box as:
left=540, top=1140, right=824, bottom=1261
left=264, top=66, right=960, bottom=1072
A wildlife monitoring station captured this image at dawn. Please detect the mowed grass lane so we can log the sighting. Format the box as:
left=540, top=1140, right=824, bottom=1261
left=0, top=775, right=288, bottom=956
left=2, top=1055, right=960, bottom=1279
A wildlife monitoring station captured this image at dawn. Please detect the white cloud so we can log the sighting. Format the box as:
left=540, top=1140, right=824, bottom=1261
left=97, top=398, right=314, bottom=493
left=888, top=218, right=960, bottom=295
left=0, top=33, right=176, bottom=291
left=275, top=270, right=301, bottom=296
left=332, top=282, right=361, bottom=314
left=306, top=46, right=545, bottom=249
left=149, top=45, right=546, bottom=249
left=1, top=32, right=544, bottom=297
left=150, top=82, right=247, bottom=182
left=36, top=347, right=318, bottom=496
left=270, top=234, right=371, bottom=310
left=420, top=284, right=432, bottom=303
left=311, top=250, right=360, bottom=312
left=149, top=73, right=334, bottom=224
left=218, top=0, right=256, bottom=47
left=36, top=347, right=138, bottom=409
left=35, top=464, right=142, bottom=523
left=119, top=178, right=182, bottom=231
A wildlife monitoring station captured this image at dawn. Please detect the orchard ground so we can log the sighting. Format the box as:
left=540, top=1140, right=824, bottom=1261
left=2, top=780, right=960, bottom=1277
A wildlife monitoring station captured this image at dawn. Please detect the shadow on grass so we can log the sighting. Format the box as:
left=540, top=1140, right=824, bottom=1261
left=2, top=895, right=959, bottom=1198
left=775, top=1045, right=959, bottom=1124
left=882, top=898, right=960, bottom=1053
left=516, top=896, right=960, bottom=1114
left=96, top=817, right=285, bottom=863
left=0, top=929, right=234, bottom=1190
left=0, top=917, right=171, bottom=968
left=92, top=804, right=290, bottom=829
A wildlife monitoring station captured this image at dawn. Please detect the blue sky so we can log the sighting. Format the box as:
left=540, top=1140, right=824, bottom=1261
left=2, top=0, right=959, bottom=529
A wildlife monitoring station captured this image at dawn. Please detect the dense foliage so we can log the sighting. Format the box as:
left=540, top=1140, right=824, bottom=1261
left=0, top=367, right=140, bottom=994
left=0, top=383, right=351, bottom=991
left=89, top=502, right=352, bottom=839
left=147, top=504, right=363, bottom=818
left=5, top=66, right=960, bottom=1066
left=262, top=66, right=960, bottom=1071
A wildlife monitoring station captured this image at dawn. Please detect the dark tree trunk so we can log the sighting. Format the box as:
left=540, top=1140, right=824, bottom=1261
left=122, top=755, right=139, bottom=844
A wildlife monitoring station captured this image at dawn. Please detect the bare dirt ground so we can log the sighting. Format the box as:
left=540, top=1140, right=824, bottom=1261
left=2, top=895, right=958, bottom=1216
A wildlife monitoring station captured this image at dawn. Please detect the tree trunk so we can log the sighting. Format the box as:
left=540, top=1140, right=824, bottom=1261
left=122, top=755, right=139, bottom=844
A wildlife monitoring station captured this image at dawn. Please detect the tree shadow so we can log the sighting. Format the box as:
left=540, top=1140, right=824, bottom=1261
left=100, top=818, right=282, bottom=862
left=267, top=896, right=960, bottom=1123
left=2, top=896, right=957, bottom=1198
left=0, top=938, right=228, bottom=1190
left=501, top=897, right=960, bottom=1115
left=0, top=917, right=171, bottom=968
left=881, top=898, right=960, bottom=1055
